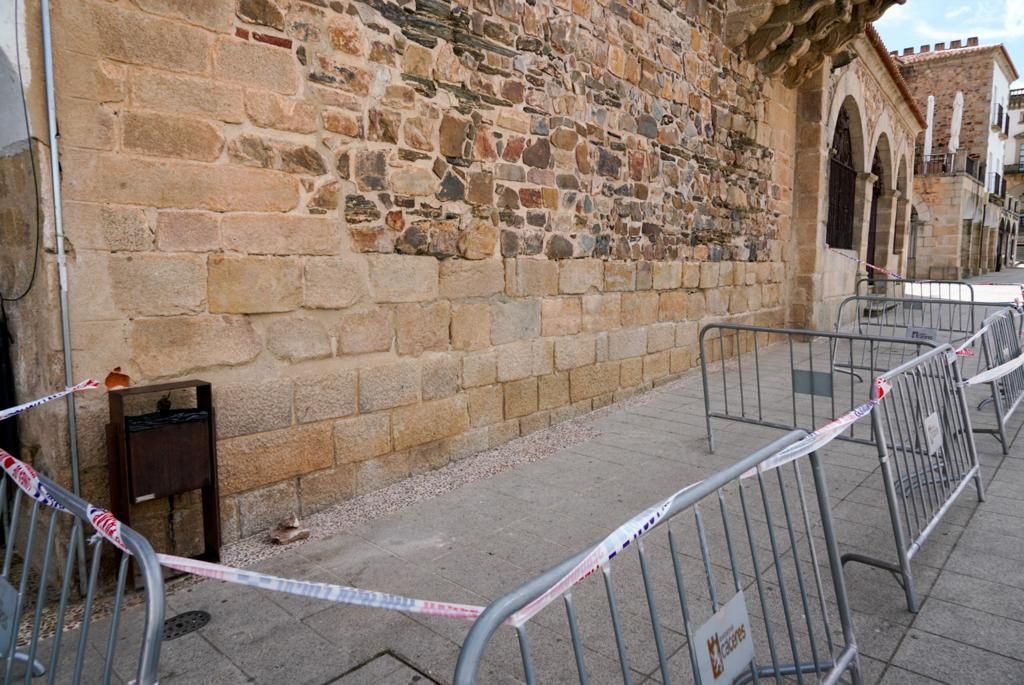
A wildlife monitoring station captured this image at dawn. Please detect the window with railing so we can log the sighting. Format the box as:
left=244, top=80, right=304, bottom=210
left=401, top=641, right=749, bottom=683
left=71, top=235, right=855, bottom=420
left=995, top=103, right=1005, bottom=130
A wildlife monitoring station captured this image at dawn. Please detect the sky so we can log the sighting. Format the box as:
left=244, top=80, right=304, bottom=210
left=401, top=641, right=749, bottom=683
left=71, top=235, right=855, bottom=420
left=875, top=0, right=1024, bottom=84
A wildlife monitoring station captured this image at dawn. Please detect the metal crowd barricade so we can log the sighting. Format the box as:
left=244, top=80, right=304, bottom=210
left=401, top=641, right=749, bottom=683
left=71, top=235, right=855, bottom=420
left=850, top=345, right=984, bottom=613
left=855, top=278, right=974, bottom=302
left=834, top=294, right=1014, bottom=349
left=968, top=308, right=1024, bottom=454
left=453, top=430, right=862, bottom=684
left=0, top=466, right=164, bottom=684
left=699, top=324, right=936, bottom=451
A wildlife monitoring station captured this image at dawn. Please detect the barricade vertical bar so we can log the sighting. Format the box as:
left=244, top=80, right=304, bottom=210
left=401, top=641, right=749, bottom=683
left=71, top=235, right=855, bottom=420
left=808, top=451, right=862, bottom=685
left=754, top=331, right=764, bottom=422
left=4, top=499, right=39, bottom=684
left=47, top=518, right=82, bottom=684
left=602, top=566, right=633, bottom=685
left=636, top=541, right=671, bottom=684
left=667, top=528, right=702, bottom=684
left=737, top=478, right=783, bottom=682
left=516, top=625, right=536, bottom=685
left=24, top=510, right=59, bottom=685
left=102, top=553, right=132, bottom=685
left=563, top=594, right=589, bottom=685
left=73, top=539, right=104, bottom=683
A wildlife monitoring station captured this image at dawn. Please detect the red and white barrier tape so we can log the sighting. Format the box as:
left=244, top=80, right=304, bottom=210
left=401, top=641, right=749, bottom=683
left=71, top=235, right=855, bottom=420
left=954, top=325, right=990, bottom=357
left=740, top=379, right=892, bottom=480
left=960, top=351, right=1024, bottom=387
left=0, top=379, right=99, bottom=422
left=826, top=245, right=905, bottom=280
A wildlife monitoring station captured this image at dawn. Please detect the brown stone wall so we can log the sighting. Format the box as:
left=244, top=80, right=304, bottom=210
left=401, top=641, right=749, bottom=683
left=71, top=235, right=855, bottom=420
left=900, top=52, right=995, bottom=160
left=40, top=0, right=795, bottom=542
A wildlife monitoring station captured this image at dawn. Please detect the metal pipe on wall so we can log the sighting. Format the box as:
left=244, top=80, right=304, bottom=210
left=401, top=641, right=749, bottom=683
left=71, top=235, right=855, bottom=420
left=40, top=0, right=81, bottom=495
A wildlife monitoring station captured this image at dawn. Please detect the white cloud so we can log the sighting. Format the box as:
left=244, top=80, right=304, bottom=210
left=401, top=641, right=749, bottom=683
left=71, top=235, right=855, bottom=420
left=945, top=5, right=971, bottom=18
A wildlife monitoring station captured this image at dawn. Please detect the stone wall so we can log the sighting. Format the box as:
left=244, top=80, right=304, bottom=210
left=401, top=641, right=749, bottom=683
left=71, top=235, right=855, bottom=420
left=42, top=0, right=795, bottom=543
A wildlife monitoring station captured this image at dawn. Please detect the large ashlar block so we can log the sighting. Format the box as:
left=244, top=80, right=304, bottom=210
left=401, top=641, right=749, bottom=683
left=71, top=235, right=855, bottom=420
left=208, top=255, right=302, bottom=313
left=218, top=422, right=334, bottom=495
left=129, top=315, right=262, bottom=377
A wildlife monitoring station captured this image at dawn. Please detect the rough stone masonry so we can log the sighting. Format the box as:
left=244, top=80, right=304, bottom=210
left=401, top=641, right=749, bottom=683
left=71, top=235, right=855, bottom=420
left=25, top=0, right=804, bottom=546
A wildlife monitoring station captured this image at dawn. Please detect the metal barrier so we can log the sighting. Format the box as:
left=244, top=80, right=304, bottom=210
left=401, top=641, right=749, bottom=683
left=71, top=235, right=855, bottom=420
left=699, top=324, right=936, bottom=451
left=0, top=461, right=164, bottom=684
left=855, top=278, right=974, bottom=302
left=834, top=295, right=1015, bottom=349
left=969, top=308, right=1024, bottom=454
left=847, top=345, right=984, bottom=613
left=454, top=431, right=863, bottom=685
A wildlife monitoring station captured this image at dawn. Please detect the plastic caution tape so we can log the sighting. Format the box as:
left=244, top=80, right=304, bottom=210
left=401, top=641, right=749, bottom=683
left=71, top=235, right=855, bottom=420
left=0, top=379, right=99, bottom=422
left=960, top=352, right=1024, bottom=387
left=826, top=245, right=905, bottom=280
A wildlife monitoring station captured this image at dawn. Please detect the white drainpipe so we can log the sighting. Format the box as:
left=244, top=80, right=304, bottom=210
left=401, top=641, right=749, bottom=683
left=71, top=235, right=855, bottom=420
left=40, top=0, right=81, bottom=494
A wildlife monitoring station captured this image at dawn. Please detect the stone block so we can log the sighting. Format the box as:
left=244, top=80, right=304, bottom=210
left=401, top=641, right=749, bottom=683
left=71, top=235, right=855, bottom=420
left=491, top=299, right=541, bottom=344
left=352, top=453, right=410, bottom=495
left=520, top=411, right=550, bottom=435
left=658, top=292, right=687, bottom=321
left=542, top=297, right=582, bottom=336
left=554, top=335, right=596, bottom=370
left=245, top=91, right=318, bottom=133
left=266, top=317, right=332, bottom=362
left=647, top=323, right=676, bottom=352
left=652, top=262, right=682, bottom=290
left=451, top=303, right=491, bottom=351
left=359, top=359, right=420, bottom=412
left=391, top=395, right=469, bottom=451
left=686, top=292, right=707, bottom=319
left=699, top=262, right=719, bottom=289
left=463, top=350, right=497, bottom=387
left=156, top=210, right=218, bottom=252
left=367, top=254, right=438, bottom=303
left=83, top=3, right=212, bottom=73
left=569, top=362, right=620, bottom=402
left=496, top=341, right=533, bottom=381
left=130, top=315, right=261, bottom=377
left=58, top=98, right=116, bottom=150
left=395, top=301, right=450, bottom=355
left=391, top=168, right=437, bottom=196
left=130, top=70, right=244, bottom=123
left=214, top=380, right=292, bottom=439
left=299, top=465, right=356, bottom=515
left=670, top=347, right=693, bottom=373
left=219, top=422, right=333, bottom=495
left=636, top=262, right=653, bottom=290
left=439, top=260, right=505, bottom=299
left=62, top=149, right=299, bottom=212
left=675, top=321, right=700, bottom=348
left=619, top=357, right=644, bottom=387
left=422, top=354, right=460, bottom=400
left=538, top=372, right=570, bottom=409
left=604, top=261, right=636, bottom=291
left=643, top=352, right=671, bottom=383
left=468, top=385, right=503, bottom=427
left=294, top=370, right=357, bottom=424
left=122, top=111, right=223, bottom=161
left=208, top=255, right=301, bottom=313
left=581, top=293, right=621, bottom=332
left=109, top=253, right=206, bottom=316
left=336, top=308, right=393, bottom=354
left=620, top=292, right=659, bottom=326
left=65, top=202, right=153, bottom=252
left=608, top=327, right=648, bottom=360
left=222, top=214, right=340, bottom=255
left=505, top=258, right=558, bottom=296
left=533, top=338, right=554, bottom=376
left=504, top=378, right=538, bottom=418
left=304, top=257, right=369, bottom=309
left=237, top=480, right=299, bottom=537
left=559, top=259, right=604, bottom=294
left=682, top=262, right=701, bottom=288
left=334, top=413, right=391, bottom=464
left=214, top=37, right=298, bottom=94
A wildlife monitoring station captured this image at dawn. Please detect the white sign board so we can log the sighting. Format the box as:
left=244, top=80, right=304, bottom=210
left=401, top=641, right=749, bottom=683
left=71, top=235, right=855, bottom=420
left=695, top=590, right=754, bottom=684
left=924, top=412, right=943, bottom=456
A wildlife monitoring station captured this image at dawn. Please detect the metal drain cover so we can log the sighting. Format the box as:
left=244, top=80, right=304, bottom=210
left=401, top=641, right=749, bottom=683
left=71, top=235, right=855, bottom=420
left=162, top=610, right=210, bottom=640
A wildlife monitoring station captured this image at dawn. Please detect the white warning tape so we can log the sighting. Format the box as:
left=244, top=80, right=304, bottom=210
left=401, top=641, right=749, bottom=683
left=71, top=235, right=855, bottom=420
left=0, top=379, right=99, bottom=422
left=960, top=351, right=1024, bottom=387
left=953, top=324, right=990, bottom=357
left=740, top=379, right=891, bottom=481
left=510, top=480, right=703, bottom=626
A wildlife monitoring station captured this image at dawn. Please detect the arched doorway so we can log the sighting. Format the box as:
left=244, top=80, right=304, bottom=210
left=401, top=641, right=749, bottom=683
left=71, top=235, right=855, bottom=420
left=997, top=219, right=1006, bottom=272
left=866, top=150, right=884, bottom=282
left=827, top=108, right=856, bottom=249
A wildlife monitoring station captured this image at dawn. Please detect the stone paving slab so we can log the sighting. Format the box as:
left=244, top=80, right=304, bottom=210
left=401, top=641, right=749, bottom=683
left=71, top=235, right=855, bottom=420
left=35, top=268, right=1024, bottom=683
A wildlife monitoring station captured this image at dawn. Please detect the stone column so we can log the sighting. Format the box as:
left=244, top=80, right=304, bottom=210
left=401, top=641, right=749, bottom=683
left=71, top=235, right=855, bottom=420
left=872, top=189, right=899, bottom=273
left=852, top=172, right=878, bottom=270
left=892, top=193, right=910, bottom=274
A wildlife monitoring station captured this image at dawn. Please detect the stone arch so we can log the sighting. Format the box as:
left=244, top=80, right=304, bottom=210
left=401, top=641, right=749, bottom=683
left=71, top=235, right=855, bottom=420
left=827, top=93, right=868, bottom=174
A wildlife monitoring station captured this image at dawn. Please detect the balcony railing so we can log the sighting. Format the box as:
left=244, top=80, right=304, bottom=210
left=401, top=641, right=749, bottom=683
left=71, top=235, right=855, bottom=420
left=917, top=149, right=986, bottom=184
left=1011, top=87, right=1024, bottom=109
left=1007, top=162, right=1024, bottom=175
left=994, top=104, right=1005, bottom=131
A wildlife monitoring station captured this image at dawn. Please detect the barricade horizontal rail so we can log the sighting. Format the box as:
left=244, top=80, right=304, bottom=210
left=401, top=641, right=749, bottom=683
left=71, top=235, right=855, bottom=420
left=454, top=430, right=863, bottom=685
left=855, top=345, right=984, bottom=613
left=0, top=456, right=164, bottom=685
left=699, top=323, right=936, bottom=452
left=855, top=278, right=974, bottom=302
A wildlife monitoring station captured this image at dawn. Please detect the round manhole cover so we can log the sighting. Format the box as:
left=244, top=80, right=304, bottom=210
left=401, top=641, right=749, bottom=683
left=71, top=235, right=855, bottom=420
left=162, top=610, right=210, bottom=641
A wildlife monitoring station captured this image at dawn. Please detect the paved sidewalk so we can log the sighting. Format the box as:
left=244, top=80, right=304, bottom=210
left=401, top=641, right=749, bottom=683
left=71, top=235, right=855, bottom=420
left=44, top=269, right=1024, bottom=683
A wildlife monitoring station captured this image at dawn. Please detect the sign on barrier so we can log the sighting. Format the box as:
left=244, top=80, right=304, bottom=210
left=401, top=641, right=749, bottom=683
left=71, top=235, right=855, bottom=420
left=694, top=591, right=754, bottom=684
